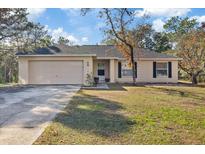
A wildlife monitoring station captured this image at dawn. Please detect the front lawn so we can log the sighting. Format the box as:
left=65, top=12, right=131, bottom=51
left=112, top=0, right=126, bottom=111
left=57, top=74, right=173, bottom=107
left=34, top=84, right=205, bottom=144
left=0, top=83, right=6, bottom=87
left=0, top=83, right=17, bottom=87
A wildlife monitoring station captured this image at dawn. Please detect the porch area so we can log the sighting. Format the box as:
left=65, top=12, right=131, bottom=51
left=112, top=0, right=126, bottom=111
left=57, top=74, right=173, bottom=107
left=92, top=59, right=117, bottom=83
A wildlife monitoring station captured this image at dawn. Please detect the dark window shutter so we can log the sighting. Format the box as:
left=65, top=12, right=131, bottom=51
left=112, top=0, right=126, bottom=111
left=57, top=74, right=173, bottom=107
left=168, top=62, right=172, bottom=78
left=134, top=62, right=137, bottom=78
left=118, top=62, right=122, bottom=78
left=153, top=62, right=156, bottom=78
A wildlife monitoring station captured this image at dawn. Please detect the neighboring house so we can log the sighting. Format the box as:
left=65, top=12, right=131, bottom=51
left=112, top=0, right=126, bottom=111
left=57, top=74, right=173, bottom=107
left=17, top=45, right=180, bottom=85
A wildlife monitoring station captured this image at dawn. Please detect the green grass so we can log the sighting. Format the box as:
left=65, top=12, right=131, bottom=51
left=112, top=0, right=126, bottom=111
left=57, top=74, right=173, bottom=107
left=34, top=84, right=205, bottom=144
left=0, top=83, right=6, bottom=87
left=0, top=83, right=17, bottom=87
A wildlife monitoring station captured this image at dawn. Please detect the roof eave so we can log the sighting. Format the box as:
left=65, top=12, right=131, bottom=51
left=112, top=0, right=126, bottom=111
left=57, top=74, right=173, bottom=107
left=138, top=58, right=181, bottom=61
left=118, top=57, right=181, bottom=61
left=96, top=57, right=120, bottom=60
left=17, top=54, right=97, bottom=57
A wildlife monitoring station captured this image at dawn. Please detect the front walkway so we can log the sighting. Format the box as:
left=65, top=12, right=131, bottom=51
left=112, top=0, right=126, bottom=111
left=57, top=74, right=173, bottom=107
left=82, top=83, right=109, bottom=90
left=96, top=83, right=109, bottom=89
left=0, top=85, right=80, bottom=144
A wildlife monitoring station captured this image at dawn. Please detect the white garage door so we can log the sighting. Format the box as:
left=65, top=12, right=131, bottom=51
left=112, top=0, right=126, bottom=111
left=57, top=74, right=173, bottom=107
left=29, top=60, right=83, bottom=84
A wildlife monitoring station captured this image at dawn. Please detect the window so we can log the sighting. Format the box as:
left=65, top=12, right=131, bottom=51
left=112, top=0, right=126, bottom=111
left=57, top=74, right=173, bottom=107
left=156, top=62, right=168, bottom=77
left=121, top=62, right=137, bottom=77
left=98, top=70, right=105, bottom=76
left=98, top=63, right=104, bottom=70
left=122, top=69, right=133, bottom=76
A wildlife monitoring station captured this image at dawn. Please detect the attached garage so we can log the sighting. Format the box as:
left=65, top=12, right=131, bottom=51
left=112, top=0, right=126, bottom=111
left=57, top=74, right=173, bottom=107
left=18, top=54, right=94, bottom=85
left=28, top=60, right=83, bottom=84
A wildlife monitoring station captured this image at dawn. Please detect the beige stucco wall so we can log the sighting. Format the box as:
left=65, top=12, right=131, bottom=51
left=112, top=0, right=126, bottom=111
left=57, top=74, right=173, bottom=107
left=116, top=60, right=178, bottom=83
left=18, top=55, right=179, bottom=85
left=18, top=58, right=29, bottom=84
left=18, top=56, right=93, bottom=85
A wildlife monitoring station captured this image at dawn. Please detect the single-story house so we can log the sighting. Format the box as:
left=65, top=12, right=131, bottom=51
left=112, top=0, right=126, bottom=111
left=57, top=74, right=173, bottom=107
left=17, top=45, right=180, bottom=85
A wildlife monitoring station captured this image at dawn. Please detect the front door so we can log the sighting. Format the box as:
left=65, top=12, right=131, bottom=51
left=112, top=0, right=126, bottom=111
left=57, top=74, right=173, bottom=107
left=97, top=63, right=105, bottom=83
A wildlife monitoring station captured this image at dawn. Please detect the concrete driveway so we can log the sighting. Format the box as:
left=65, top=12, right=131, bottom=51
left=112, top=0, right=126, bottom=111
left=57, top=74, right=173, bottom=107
left=0, top=85, right=80, bottom=144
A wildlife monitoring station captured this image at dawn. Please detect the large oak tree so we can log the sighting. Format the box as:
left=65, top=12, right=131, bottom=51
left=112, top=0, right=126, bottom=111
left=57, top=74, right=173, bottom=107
left=82, top=8, right=141, bottom=84
left=177, top=29, right=205, bottom=84
left=164, top=16, right=205, bottom=84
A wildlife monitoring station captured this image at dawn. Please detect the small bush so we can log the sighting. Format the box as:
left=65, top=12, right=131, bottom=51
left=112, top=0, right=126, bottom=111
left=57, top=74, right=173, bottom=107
left=85, top=73, right=94, bottom=86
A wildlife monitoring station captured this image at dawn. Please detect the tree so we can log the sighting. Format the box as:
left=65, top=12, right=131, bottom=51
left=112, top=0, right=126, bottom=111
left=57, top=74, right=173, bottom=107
left=82, top=8, right=140, bottom=84
left=152, top=32, right=172, bottom=52
left=0, top=8, right=29, bottom=83
left=0, top=9, right=52, bottom=83
left=164, top=16, right=198, bottom=44
left=0, top=8, right=29, bottom=41
left=0, top=43, right=18, bottom=83
left=57, top=36, right=72, bottom=45
left=202, top=22, right=205, bottom=29
left=40, top=35, right=54, bottom=47
left=11, top=22, right=52, bottom=51
left=102, top=22, right=171, bottom=53
left=163, top=16, right=205, bottom=84
left=132, top=24, right=155, bottom=50
left=176, top=29, right=205, bottom=84
left=104, top=9, right=139, bottom=84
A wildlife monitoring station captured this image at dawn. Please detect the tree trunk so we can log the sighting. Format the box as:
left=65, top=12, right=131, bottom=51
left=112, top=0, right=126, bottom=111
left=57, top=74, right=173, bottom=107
left=4, top=64, right=7, bottom=83
left=191, top=74, right=198, bottom=84
left=130, top=46, right=136, bottom=85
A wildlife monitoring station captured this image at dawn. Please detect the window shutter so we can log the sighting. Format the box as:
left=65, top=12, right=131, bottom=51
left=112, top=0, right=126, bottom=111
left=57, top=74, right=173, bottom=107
left=118, top=62, right=122, bottom=78
left=168, top=62, right=172, bottom=78
left=153, top=62, right=156, bottom=78
left=134, top=62, right=137, bottom=78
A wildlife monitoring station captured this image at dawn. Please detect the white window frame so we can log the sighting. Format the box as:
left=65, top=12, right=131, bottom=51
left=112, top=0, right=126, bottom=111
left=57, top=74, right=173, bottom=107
left=122, top=69, right=133, bottom=76
left=121, top=61, right=133, bottom=77
left=156, top=62, right=168, bottom=77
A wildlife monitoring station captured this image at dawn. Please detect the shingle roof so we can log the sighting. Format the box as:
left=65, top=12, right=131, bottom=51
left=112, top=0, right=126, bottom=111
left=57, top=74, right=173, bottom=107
left=16, top=44, right=177, bottom=59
